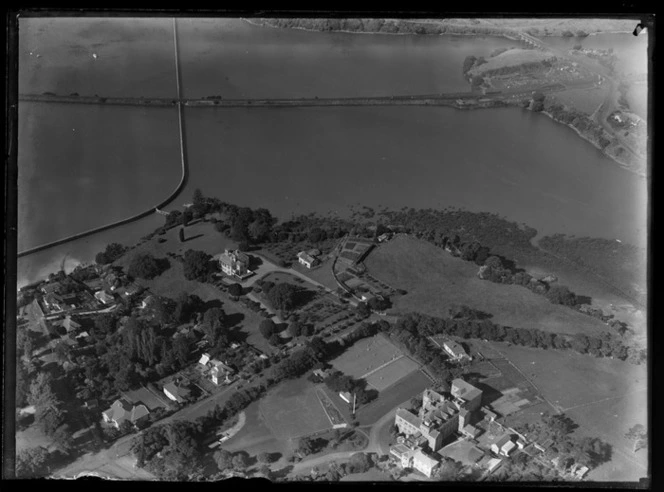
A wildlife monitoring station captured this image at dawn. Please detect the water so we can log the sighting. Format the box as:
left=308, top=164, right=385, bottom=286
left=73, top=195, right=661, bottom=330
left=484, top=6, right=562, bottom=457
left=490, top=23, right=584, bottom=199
left=181, top=105, right=646, bottom=243
left=16, top=19, right=648, bottom=287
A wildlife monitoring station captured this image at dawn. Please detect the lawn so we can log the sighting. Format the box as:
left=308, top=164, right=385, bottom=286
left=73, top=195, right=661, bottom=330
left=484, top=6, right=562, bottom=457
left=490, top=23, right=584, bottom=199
left=365, top=235, right=612, bottom=336
left=330, top=334, right=404, bottom=380
left=470, top=340, right=648, bottom=482
left=120, top=219, right=235, bottom=264
left=292, top=260, right=339, bottom=292
left=258, top=377, right=333, bottom=440
left=365, top=356, right=420, bottom=392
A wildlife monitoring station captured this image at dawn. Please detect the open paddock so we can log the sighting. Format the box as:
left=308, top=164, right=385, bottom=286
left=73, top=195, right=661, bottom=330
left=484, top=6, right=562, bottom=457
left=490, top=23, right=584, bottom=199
left=365, top=356, right=420, bottom=391
left=365, top=235, right=612, bottom=337
left=330, top=334, right=403, bottom=380
left=258, top=377, right=332, bottom=440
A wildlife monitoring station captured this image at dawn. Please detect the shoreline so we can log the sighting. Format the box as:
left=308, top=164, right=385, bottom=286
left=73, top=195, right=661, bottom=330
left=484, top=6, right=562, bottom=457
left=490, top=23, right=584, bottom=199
left=539, top=108, right=647, bottom=179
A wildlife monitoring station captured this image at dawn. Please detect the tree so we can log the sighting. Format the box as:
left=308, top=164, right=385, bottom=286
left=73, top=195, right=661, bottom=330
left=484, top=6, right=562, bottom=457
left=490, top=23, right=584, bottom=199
left=269, top=334, right=283, bottom=346
left=545, top=285, right=577, bottom=306
left=232, top=452, right=250, bottom=471
left=214, top=449, right=233, bottom=471
left=625, top=424, right=648, bottom=453
left=16, top=446, right=50, bottom=478
left=355, top=302, right=371, bottom=319
left=228, top=283, right=243, bottom=297
left=128, top=253, right=166, bottom=280
left=267, top=283, right=300, bottom=312
left=297, top=437, right=315, bottom=456
left=201, top=307, right=227, bottom=346
left=173, top=293, right=204, bottom=324
left=367, top=296, right=391, bottom=312
left=288, top=321, right=303, bottom=338
left=348, top=452, right=373, bottom=474
left=260, top=319, right=276, bottom=339
left=192, top=188, right=207, bottom=217
left=95, top=243, right=127, bottom=265
left=183, top=250, right=214, bottom=282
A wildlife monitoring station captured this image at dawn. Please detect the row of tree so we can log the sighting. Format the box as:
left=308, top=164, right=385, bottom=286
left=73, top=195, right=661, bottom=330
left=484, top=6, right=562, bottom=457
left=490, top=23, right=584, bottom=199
left=393, top=311, right=645, bottom=365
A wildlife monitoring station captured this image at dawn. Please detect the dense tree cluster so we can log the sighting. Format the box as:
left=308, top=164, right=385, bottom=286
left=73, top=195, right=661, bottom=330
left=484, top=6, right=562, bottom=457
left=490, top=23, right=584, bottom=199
left=392, top=312, right=640, bottom=365
left=15, top=447, right=51, bottom=478
left=95, top=243, right=127, bottom=265
left=76, top=312, right=197, bottom=400
left=266, top=282, right=301, bottom=312
left=183, top=250, right=217, bottom=282
left=130, top=421, right=203, bottom=480
left=127, top=252, right=169, bottom=280
left=515, top=413, right=613, bottom=471
left=173, top=292, right=204, bottom=324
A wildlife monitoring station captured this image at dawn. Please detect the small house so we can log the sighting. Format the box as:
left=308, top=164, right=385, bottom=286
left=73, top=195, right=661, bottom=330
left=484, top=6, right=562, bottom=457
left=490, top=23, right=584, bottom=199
left=491, top=435, right=513, bottom=456
left=485, top=457, right=503, bottom=473
left=95, top=290, right=115, bottom=305
left=198, top=353, right=211, bottom=366
left=102, top=398, right=149, bottom=429
left=297, top=251, right=319, bottom=269
left=163, top=381, right=191, bottom=404
left=443, top=340, right=471, bottom=361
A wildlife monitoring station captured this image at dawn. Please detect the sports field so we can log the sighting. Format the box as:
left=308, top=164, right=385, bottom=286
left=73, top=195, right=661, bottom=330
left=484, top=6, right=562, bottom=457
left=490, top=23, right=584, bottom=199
left=365, top=356, right=420, bottom=391
left=330, top=334, right=403, bottom=380
left=258, top=377, right=332, bottom=440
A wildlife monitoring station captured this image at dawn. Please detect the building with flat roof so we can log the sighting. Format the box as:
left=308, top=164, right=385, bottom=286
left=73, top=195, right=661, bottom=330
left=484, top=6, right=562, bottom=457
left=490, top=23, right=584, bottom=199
left=451, top=378, right=483, bottom=412
left=394, top=382, right=483, bottom=453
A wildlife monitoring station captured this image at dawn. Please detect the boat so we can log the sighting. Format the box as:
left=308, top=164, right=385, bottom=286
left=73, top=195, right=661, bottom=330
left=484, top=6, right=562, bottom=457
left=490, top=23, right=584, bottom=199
left=92, top=53, right=98, bottom=59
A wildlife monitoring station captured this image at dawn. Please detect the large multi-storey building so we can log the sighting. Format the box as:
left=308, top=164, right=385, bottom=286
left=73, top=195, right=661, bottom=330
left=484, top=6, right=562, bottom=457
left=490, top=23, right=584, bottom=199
left=394, top=379, right=483, bottom=454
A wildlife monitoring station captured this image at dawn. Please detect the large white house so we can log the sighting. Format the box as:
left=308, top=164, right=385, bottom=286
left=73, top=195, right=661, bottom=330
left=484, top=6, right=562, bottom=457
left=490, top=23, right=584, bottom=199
left=219, top=249, right=252, bottom=278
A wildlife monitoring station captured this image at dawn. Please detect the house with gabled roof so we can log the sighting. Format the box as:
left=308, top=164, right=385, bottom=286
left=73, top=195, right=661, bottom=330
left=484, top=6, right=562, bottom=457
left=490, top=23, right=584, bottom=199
left=297, top=251, right=319, bottom=269
left=102, top=398, right=149, bottom=429
left=219, top=249, right=252, bottom=279
left=162, top=381, right=191, bottom=404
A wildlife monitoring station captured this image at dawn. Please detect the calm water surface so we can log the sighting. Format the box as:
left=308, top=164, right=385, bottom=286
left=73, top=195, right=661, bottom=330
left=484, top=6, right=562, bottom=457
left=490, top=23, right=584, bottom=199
left=16, top=19, right=648, bottom=286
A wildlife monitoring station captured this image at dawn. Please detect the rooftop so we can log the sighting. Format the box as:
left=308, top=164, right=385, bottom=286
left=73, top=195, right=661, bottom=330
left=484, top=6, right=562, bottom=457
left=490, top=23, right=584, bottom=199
left=451, top=378, right=482, bottom=402
left=397, top=408, right=422, bottom=428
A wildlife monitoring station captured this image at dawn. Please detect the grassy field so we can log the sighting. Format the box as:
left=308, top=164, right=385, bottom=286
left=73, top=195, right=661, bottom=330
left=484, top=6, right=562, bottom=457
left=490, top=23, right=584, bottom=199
left=292, top=260, right=339, bottom=292
left=258, top=377, right=332, bottom=440
left=365, top=356, right=420, bottom=392
left=122, top=219, right=235, bottom=262
left=469, top=340, right=648, bottom=482
left=330, top=335, right=403, bottom=380
left=365, top=235, right=612, bottom=336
